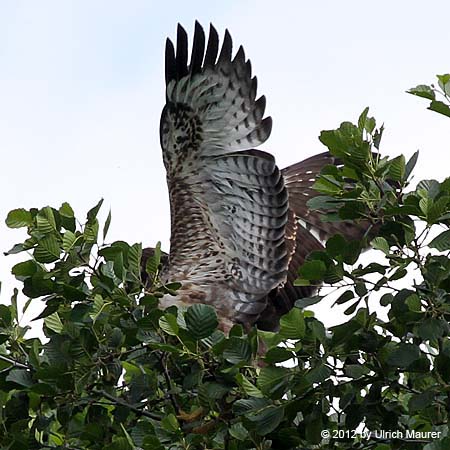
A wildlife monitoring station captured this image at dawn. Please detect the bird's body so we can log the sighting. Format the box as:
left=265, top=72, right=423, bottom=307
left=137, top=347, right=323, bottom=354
left=152, top=22, right=370, bottom=332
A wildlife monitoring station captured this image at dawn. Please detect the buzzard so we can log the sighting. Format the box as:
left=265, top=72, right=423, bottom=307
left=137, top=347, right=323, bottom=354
left=147, top=22, right=369, bottom=332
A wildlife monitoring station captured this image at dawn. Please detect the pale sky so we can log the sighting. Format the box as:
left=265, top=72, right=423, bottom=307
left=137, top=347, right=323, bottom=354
left=1, top=1, right=450, bottom=329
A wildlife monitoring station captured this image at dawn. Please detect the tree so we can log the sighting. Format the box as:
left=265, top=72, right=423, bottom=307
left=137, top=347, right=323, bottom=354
left=1, top=74, right=450, bottom=450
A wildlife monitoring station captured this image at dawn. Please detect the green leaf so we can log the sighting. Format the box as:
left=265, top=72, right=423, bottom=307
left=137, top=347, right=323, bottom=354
left=158, top=313, right=179, bottom=336
left=161, top=413, right=179, bottom=432
left=11, top=260, right=38, bottom=281
left=294, top=296, right=322, bottom=309
left=236, top=373, right=264, bottom=398
left=338, top=201, right=366, bottom=220
left=4, top=243, right=28, bottom=255
left=344, top=364, right=369, bottom=379
left=408, top=390, right=435, bottom=412
left=44, top=312, right=64, bottom=333
left=380, top=293, right=394, bottom=306
left=6, top=369, right=33, bottom=387
left=357, top=107, right=376, bottom=134
left=103, top=209, right=112, bottom=240
left=233, top=397, right=270, bottom=415
left=120, top=423, right=135, bottom=448
left=298, top=260, right=326, bottom=281
left=407, top=84, right=435, bottom=100
left=0, top=304, right=12, bottom=326
left=200, top=382, right=230, bottom=400
left=417, top=318, right=446, bottom=341
left=34, top=235, right=61, bottom=263
left=84, top=220, right=99, bottom=244
left=109, top=437, right=133, bottom=450
left=389, top=268, right=407, bottom=281
left=428, top=100, right=450, bottom=118
left=344, top=299, right=361, bottom=315
left=305, top=363, right=332, bottom=384
left=357, top=107, right=369, bottom=132
left=128, top=243, right=142, bottom=277
left=417, top=179, right=440, bottom=199
left=306, top=195, right=341, bottom=211
left=405, top=150, right=419, bottom=179
left=371, top=236, right=390, bottom=254
left=437, top=73, right=450, bottom=94
left=352, top=262, right=387, bottom=277
left=185, top=304, right=218, bottom=339
left=60, top=202, right=76, bottom=231
left=145, top=243, right=162, bottom=279
left=59, top=202, right=74, bottom=217
left=279, top=308, right=305, bottom=339
left=6, top=208, right=32, bottom=228
left=294, top=278, right=311, bottom=286
left=108, top=328, right=124, bottom=348
left=32, top=302, right=60, bottom=320
left=373, top=124, right=384, bottom=149
left=308, top=319, right=326, bottom=342
left=388, top=155, right=406, bottom=181
left=429, top=229, right=450, bottom=251
left=87, top=198, right=104, bottom=222
left=355, top=281, right=367, bottom=296
left=312, top=175, right=342, bottom=194
left=334, top=290, right=354, bottom=305
left=325, top=234, right=347, bottom=258
left=229, top=422, right=249, bottom=441
left=223, top=337, right=251, bottom=364
left=386, top=343, right=421, bottom=368
left=247, top=405, right=285, bottom=436
left=129, top=373, right=157, bottom=403
left=62, top=230, right=77, bottom=252
left=36, top=207, right=57, bottom=234
left=264, top=347, right=295, bottom=364
left=257, top=366, right=289, bottom=397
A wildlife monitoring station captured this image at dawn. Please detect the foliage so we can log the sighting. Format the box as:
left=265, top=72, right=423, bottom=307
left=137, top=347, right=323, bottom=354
left=1, top=74, right=450, bottom=449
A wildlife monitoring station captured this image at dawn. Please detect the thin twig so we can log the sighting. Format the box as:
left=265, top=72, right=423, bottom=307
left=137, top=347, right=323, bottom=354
left=92, top=389, right=164, bottom=420
left=0, top=354, right=30, bottom=370
left=160, top=354, right=180, bottom=412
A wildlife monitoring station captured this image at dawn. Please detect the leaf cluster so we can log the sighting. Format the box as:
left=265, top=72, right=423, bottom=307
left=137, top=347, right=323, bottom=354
left=1, top=76, right=450, bottom=449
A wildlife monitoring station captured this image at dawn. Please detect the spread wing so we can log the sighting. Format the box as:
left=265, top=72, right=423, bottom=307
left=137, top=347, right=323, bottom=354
left=256, top=152, right=375, bottom=330
left=160, top=22, right=289, bottom=327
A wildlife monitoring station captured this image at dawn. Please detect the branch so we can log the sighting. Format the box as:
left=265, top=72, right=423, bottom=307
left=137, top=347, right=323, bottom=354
left=92, top=389, right=164, bottom=421
left=0, top=354, right=30, bottom=370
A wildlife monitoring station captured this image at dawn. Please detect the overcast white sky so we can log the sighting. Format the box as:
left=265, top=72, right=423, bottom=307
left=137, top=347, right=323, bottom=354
left=1, top=0, right=449, bottom=329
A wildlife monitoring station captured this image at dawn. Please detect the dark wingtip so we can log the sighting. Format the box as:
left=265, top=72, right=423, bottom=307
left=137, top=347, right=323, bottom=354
left=165, top=37, right=176, bottom=85
left=176, top=24, right=189, bottom=80
left=204, top=23, right=219, bottom=67
left=190, top=21, right=206, bottom=75
left=218, top=29, right=233, bottom=63
left=209, top=23, right=219, bottom=41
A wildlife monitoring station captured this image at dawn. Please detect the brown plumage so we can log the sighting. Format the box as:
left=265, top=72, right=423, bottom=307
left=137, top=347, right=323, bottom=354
left=145, top=22, right=371, bottom=332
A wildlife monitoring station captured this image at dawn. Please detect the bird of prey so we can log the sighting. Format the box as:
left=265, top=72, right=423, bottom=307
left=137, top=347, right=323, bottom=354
left=148, top=22, right=369, bottom=332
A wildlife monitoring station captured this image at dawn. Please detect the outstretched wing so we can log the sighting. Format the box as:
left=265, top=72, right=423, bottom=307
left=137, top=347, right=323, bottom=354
left=256, top=152, right=375, bottom=330
left=160, top=22, right=289, bottom=327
